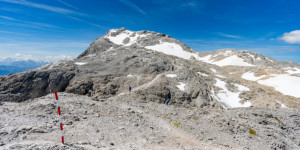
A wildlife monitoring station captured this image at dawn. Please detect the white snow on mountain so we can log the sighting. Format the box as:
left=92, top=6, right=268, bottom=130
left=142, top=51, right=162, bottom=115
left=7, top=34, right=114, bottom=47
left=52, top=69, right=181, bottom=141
left=74, top=62, right=87, bottom=65
left=216, top=74, right=226, bottom=78
left=105, top=30, right=133, bottom=45
left=284, top=67, right=300, bottom=74
left=234, top=83, right=250, bottom=91
left=211, top=55, right=254, bottom=67
left=198, top=51, right=254, bottom=67
left=198, top=55, right=212, bottom=62
left=245, top=53, right=262, bottom=61
left=241, top=72, right=266, bottom=81
left=145, top=42, right=199, bottom=60
left=276, top=100, right=287, bottom=108
left=258, top=74, right=300, bottom=98
left=105, top=29, right=201, bottom=60
left=177, top=82, right=186, bottom=91
left=197, top=72, right=208, bottom=76
left=165, top=74, right=177, bottom=78
left=214, top=78, right=251, bottom=108
left=210, top=68, right=217, bottom=73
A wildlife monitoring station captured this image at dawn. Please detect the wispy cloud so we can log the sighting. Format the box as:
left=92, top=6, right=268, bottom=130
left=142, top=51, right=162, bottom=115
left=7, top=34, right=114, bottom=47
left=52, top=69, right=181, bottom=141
left=57, top=0, right=79, bottom=10
left=119, top=0, right=147, bottom=15
left=0, top=15, right=16, bottom=20
left=68, top=16, right=107, bottom=29
left=217, top=32, right=242, bottom=39
left=0, top=15, right=62, bottom=31
left=0, top=0, right=85, bottom=16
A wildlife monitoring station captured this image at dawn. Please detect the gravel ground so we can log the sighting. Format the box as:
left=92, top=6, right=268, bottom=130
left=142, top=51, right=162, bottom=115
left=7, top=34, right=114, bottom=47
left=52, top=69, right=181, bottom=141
left=1, top=92, right=300, bottom=150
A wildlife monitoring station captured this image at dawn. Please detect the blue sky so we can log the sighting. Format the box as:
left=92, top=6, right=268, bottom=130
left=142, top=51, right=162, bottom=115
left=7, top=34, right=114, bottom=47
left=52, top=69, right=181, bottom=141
left=0, top=0, right=300, bottom=62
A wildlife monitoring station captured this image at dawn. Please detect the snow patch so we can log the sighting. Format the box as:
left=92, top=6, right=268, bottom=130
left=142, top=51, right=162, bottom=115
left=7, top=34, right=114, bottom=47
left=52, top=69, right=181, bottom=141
left=276, top=100, right=287, bottom=108
left=197, top=72, right=208, bottom=76
left=285, top=67, right=300, bottom=74
left=216, top=74, right=226, bottom=78
left=165, top=74, right=177, bottom=78
left=177, top=82, right=186, bottom=91
left=234, top=84, right=250, bottom=91
left=106, top=30, right=133, bottom=45
left=212, top=55, right=254, bottom=67
left=198, top=55, right=212, bottom=63
left=199, top=54, right=254, bottom=67
left=241, top=72, right=266, bottom=81
left=74, top=62, right=87, bottom=65
left=145, top=42, right=199, bottom=60
left=210, top=68, right=217, bottom=73
left=214, top=79, right=251, bottom=108
left=127, top=74, right=133, bottom=77
left=258, top=74, right=300, bottom=98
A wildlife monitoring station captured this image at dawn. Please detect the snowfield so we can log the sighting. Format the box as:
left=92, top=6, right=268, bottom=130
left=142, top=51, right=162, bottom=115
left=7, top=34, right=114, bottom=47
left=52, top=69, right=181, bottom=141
left=241, top=72, right=266, bottom=81
left=214, top=79, right=251, bottom=108
left=211, top=55, right=254, bottom=67
left=199, top=54, right=254, bottom=67
left=258, top=74, right=300, bottom=98
left=145, top=42, right=199, bottom=60
left=285, top=67, right=300, bottom=74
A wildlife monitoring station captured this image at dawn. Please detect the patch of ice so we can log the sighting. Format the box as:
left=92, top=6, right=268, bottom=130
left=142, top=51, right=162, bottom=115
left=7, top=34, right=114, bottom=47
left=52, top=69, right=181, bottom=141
left=177, top=82, right=186, bottom=91
left=212, top=55, right=254, bottom=67
left=197, top=72, right=208, bottom=76
left=241, top=72, right=266, bottom=81
left=258, top=74, right=300, bottom=98
left=214, top=79, right=251, bottom=108
left=165, top=74, right=177, bottom=78
left=145, top=42, right=199, bottom=60
left=74, top=62, right=87, bottom=65
left=234, top=84, right=250, bottom=91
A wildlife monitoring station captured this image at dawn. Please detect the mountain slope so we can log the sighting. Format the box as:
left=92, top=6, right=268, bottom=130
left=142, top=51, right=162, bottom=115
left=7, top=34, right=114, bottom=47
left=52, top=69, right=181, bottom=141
left=1, top=28, right=300, bottom=149
left=0, top=28, right=300, bottom=110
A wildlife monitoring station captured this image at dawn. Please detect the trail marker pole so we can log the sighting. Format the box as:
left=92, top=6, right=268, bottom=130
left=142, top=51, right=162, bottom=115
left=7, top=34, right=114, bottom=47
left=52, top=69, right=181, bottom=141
left=54, top=91, right=64, bottom=144
left=48, top=79, right=64, bottom=144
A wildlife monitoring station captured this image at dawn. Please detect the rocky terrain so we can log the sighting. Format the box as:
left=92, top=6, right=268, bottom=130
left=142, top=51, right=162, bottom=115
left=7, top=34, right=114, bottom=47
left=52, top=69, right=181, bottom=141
left=1, top=93, right=299, bottom=149
left=0, top=28, right=300, bottom=149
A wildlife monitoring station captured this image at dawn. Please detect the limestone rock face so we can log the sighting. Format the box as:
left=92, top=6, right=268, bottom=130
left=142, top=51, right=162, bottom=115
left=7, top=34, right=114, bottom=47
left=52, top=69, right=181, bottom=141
left=0, top=28, right=300, bottom=109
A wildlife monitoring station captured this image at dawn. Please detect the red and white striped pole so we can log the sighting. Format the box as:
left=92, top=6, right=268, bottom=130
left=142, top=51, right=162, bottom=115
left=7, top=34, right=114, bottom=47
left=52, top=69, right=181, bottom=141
left=54, top=91, right=64, bottom=144
left=48, top=79, right=64, bottom=144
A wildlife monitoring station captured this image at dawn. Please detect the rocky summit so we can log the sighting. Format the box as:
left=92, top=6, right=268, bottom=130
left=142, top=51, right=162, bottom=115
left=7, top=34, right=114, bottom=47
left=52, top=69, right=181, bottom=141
left=0, top=28, right=300, bottom=149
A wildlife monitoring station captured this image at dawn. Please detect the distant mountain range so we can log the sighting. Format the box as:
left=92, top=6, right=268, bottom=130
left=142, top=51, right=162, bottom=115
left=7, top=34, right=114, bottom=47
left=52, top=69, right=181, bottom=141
left=0, top=59, right=49, bottom=75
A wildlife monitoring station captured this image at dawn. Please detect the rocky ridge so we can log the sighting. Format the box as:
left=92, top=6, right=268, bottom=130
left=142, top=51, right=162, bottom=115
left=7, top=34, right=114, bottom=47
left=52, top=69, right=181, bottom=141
left=0, top=27, right=300, bottom=149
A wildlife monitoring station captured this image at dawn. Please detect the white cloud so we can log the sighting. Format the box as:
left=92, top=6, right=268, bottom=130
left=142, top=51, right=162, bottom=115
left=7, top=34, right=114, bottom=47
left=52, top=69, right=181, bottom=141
left=0, top=53, right=73, bottom=62
left=279, top=30, right=300, bottom=44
